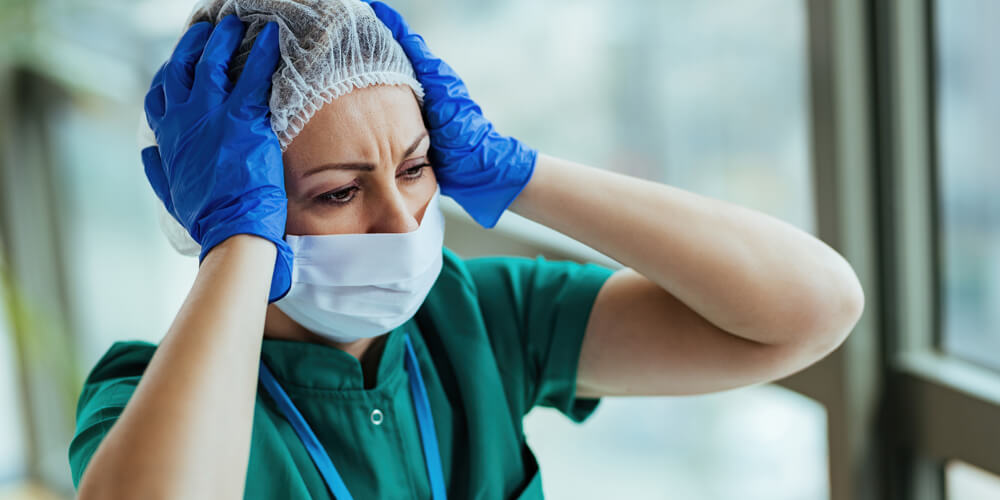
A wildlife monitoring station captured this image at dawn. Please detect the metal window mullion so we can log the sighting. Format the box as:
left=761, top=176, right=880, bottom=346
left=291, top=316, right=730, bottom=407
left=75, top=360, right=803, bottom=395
left=897, top=350, right=1000, bottom=477
left=874, top=0, right=969, bottom=498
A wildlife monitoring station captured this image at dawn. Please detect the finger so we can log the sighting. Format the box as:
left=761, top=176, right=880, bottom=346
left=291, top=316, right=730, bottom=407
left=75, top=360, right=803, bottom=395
left=143, top=62, right=168, bottom=124
left=392, top=29, right=473, bottom=104
left=366, top=2, right=463, bottom=95
left=230, top=21, right=281, bottom=106
left=193, top=14, right=245, bottom=100
left=141, top=146, right=175, bottom=216
left=163, top=22, right=213, bottom=106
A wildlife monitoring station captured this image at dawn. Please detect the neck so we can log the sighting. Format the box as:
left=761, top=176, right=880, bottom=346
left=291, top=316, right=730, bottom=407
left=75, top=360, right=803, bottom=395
left=263, top=304, right=389, bottom=388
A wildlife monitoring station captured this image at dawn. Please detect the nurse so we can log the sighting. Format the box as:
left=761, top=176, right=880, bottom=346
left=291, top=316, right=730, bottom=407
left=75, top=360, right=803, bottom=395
left=69, top=1, right=865, bottom=498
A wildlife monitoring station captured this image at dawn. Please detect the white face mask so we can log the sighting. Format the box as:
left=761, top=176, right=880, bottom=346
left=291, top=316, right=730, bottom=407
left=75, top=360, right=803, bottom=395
left=274, top=187, right=445, bottom=343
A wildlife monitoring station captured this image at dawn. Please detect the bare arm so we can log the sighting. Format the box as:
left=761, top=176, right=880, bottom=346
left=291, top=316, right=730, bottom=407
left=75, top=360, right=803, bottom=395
left=77, top=235, right=275, bottom=500
left=508, top=153, right=865, bottom=397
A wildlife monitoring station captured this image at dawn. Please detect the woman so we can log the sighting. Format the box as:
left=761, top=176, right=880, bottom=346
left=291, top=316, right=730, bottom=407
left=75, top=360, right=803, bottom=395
left=69, top=1, right=865, bottom=498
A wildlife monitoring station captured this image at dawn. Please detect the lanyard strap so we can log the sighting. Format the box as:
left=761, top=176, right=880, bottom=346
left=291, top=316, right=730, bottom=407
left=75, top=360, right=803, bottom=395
left=403, top=334, right=447, bottom=500
left=258, top=361, right=353, bottom=499
left=258, top=334, right=447, bottom=500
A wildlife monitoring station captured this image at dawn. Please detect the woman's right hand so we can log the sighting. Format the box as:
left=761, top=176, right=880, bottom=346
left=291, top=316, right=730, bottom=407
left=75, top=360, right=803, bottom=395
left=142, top=14, right=292, bottom=303
left=364, top=1, right=539, bottom=230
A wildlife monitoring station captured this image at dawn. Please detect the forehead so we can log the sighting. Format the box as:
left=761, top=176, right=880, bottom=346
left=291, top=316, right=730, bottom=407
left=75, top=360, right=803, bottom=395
left=282, top=84, right=424, bottom=168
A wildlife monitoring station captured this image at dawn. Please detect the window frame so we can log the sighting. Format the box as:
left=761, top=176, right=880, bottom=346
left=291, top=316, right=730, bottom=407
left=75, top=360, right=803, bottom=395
left=875, top=0, right=1000, bottom=497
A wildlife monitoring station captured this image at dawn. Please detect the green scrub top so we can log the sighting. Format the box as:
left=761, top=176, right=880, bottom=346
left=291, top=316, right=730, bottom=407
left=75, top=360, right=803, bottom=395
left=69, top=247, right=615, bottom=499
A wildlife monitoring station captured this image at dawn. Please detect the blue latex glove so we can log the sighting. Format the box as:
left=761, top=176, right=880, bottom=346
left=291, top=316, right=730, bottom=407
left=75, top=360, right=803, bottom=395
left=365, top=1, right=538, bottom=229
left=142, top=15, right=293, bottom=303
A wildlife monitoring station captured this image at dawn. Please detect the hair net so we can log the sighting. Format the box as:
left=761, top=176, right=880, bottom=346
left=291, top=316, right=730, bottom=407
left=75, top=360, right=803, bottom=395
left=140, top=0, right=425, bottom=257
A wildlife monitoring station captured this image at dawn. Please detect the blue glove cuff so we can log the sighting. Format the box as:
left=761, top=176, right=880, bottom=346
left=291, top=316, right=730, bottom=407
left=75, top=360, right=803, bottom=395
left=268, top=242, right=294, bottom=303
left=438, top=136, right=538, bottom=229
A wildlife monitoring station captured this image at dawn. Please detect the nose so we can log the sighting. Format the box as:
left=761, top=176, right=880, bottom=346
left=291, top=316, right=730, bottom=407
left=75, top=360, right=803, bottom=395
left=367, top=189, right=420, bottom=234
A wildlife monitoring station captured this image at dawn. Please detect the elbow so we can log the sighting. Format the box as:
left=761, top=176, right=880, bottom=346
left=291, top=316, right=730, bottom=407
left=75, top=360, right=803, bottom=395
left=77, top=469, right=124, bottom=500
left=77, top=475, right=106, bottom=500
left=802, top=263, right=866, bottom=358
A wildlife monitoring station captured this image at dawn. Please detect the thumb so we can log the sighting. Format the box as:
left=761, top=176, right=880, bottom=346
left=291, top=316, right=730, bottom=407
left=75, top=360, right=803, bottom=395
left=367, top=1, right=410, bottom=41
left=141, top=146, right=176, bottom=217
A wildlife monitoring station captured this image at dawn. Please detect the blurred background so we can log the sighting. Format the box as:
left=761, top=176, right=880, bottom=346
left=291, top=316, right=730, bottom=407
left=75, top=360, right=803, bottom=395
left=0, top=0, right=997, bottom=499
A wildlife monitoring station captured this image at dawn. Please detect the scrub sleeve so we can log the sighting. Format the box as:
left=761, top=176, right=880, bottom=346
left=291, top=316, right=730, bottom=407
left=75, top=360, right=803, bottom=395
left=69, top=247, right=616, bottom=499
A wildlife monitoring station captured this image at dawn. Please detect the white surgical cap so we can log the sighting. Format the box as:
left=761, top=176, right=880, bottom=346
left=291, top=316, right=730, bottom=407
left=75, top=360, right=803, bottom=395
left=188, top=0, right=425, bottom=149
left=140, top=0, right=425, bottom=257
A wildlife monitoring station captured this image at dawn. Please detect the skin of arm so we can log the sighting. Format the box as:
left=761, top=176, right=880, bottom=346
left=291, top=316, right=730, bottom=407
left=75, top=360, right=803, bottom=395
left=508, top=153, right=866, bottom=397
left=77, top=234, right=275, bottom=500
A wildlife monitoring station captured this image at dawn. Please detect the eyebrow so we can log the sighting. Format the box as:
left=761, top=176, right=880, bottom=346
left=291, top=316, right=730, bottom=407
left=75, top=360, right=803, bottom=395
left=300, top=130, right=430, bottom=178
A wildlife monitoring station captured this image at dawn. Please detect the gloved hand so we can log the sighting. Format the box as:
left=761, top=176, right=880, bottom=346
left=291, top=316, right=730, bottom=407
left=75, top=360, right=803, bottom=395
left=142, top=15, right=293, bottom=303
left=365, top=1, right=538, bottom=229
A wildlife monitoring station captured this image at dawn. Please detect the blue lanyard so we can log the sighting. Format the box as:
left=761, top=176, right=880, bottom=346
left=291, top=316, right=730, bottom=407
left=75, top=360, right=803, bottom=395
left=258, top=334, right=447, bottom=500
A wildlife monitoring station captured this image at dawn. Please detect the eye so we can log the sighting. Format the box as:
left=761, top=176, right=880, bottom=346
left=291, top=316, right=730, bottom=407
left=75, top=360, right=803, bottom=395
left=317, top=185, right=359, bottom=205
left=400, top=162, right=430, bottom=182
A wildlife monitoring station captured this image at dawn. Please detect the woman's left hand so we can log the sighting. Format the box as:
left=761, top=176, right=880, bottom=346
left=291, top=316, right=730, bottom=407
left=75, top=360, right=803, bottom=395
left=366, top=0, right=537, bottom=229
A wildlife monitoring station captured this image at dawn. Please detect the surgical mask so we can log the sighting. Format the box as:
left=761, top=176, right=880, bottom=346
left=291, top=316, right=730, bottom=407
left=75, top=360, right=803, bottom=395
left=274, top=187, right=445, bottom=343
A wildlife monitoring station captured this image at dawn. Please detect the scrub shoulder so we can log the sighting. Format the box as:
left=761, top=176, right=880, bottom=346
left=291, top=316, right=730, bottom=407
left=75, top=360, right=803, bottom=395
left=69, top=341, right=156, bottom=488
left=437, top=247, right=615, bottom=421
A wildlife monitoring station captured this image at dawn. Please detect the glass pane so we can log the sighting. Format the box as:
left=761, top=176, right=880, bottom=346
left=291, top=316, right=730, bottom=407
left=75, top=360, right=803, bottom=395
left=947, top=460, right=1000, bottom=499
left=399, top=0, right=814, bottom=234
left=935, top=0, right=1000, bottom=370
left=525, top=385, right=829, bottom=499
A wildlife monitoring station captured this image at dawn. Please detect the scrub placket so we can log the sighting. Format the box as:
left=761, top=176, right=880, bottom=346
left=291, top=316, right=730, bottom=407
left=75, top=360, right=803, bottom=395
left=258, top=333, right=447, bottom=500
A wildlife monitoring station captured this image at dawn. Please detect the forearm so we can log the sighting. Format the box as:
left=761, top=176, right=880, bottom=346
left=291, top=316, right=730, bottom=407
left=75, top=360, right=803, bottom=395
left=78, top=235, right=276, bottom=500
left=509, top=153, right=864, bottom=346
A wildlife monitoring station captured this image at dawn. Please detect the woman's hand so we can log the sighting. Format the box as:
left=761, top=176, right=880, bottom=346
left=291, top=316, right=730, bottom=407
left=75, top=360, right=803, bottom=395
left=142, top=15, right=292, bottom=302
left=366, top=1, right=538, bottom=229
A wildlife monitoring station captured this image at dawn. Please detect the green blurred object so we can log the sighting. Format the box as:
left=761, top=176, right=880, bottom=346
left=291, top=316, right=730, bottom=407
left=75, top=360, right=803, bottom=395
left=0, top=0, right=34, bottom=63
left=0, top=258, right=83, bottom=433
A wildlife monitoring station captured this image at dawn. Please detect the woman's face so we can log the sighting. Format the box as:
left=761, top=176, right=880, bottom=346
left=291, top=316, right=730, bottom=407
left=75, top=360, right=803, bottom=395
left=281, top=84, right=436, bottom=236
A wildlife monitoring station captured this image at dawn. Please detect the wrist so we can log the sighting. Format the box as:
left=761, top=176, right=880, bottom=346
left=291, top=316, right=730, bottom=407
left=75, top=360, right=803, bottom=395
left=204, top=234, right=279, bottom=264
left=443, top=137, right=537, bottom=229
left=200, top=234, right=292, bottom=304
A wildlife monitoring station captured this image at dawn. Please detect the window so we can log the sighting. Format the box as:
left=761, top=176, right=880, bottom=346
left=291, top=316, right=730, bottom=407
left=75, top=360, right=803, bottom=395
left=525, top=386, right=828, bottom=499
left=947, top=461, right=1000, bottom=499
left=934, top=0, right=1000, bottom=372
left=879, top=1, right=1000, bottom=497
left=398, top=0, right=814, bottom=233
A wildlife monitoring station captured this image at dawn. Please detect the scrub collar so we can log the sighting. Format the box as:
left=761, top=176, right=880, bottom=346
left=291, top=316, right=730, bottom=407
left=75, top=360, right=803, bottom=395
left=260, top=316, right=414, bottom=392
